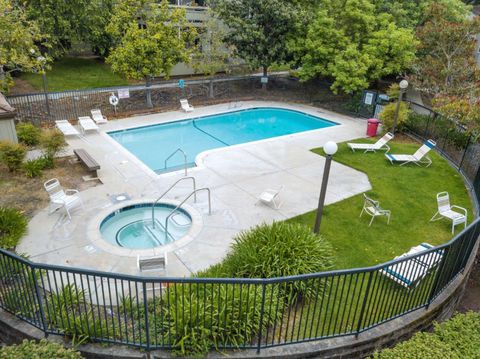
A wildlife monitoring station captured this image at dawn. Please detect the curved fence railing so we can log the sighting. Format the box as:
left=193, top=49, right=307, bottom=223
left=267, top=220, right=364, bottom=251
left=0, top=218, right=478, bottom=353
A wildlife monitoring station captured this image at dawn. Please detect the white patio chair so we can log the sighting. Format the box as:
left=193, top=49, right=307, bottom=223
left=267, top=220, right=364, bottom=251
left=256, top=186, right=284, bottom=209
left=180, top=99, right=194, bottom=112
left=44, top=178, right=83, bottom=219
left=385, top=139, right=436, bottom=167
left=380, top=243, right=444, bottom=288
left=90, top=109, right=108, bottom=124
left=359, top=193, right=391, bottom=226
left=430, top=192, right=467, bottom=234
left=78, top=116, right=99, bottom=134
left=55, top=120, right=80, bottom=137
left=347, top=132, right=394, bottom=153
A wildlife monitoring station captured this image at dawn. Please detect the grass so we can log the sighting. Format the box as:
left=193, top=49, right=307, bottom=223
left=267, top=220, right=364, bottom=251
left=288, top=139, right=473, bottom=270
left=19, top=57, right=131, bottom=92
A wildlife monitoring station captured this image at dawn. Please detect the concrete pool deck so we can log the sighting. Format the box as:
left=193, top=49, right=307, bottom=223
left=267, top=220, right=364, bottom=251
left=18, top=101, right=371, bottom=278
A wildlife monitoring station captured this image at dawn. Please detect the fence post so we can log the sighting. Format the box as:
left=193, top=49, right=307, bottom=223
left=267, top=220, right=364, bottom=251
left=458, top=133, right=472, bottom=171
left=30, top=266, right=48, bottom=337
left=427, top=246, right=450, bottom=308
left=355, top=271, right=373, bottom=338
left=256, top=283, right=267, bottom=354
left=143, top=282, right=150, bottom=351
left=424, top=112, right=436, bottom=139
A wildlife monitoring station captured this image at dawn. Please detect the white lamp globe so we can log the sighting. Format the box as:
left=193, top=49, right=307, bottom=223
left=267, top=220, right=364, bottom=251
left=323, top=141, right=338, bottom=155
left=399, top=80, right=409, bottom=89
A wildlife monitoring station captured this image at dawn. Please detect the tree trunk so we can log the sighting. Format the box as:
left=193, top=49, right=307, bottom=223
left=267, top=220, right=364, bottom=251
left=262, top=66, right=268, bottom=90
left=146, top=76, right=153, bottom=108
left=209, top=79, right=214, bottom=99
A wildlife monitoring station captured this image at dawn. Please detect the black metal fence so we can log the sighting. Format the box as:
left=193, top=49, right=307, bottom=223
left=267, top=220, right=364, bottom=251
left=0, top=219, right=478, bottom=353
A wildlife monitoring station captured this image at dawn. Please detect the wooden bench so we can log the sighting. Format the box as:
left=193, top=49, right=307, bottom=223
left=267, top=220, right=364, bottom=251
left=73, top=149, right=100, bottom=178
left=137, top=253, right=167, bottom=272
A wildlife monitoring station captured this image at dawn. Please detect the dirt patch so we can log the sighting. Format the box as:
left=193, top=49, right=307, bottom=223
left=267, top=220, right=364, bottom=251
left=457, top=250, right=480, bottom=312
left=0, top=156, right=100, bottom=219
left=9, top=78, right=38, bottom=95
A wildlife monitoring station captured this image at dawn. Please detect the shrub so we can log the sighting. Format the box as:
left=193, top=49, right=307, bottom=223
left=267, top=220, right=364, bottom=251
left=379, top=102, right=410, bottom=132
left=16, top=123, right=41, bottom=146
left=0, top=339, right=83, bottom=358
left=372, top=311, right=480, bottom=358
left=0, top=141, right=26, bottom=172
left=40, top=129, right=66, bottom=162
left=23, top=158, right=44, bottom=178
left=0, top=207, right=28, bottom=249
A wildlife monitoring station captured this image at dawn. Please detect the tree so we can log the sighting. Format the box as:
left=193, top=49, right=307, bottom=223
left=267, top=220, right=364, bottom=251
left=84, top=0, right=115, bottom=57
left=213, top=0, right=303, bottom=87
left=106, top=0, right=196, bottom=108
left=191, top=9, right=235, bottom=98
left=433, top=95, right=480, bottom=131
left=409, top=3, right=480, bottom=97
left=0, top=0, right=46, bottom=92
left=297, top=0, right=417, bottom=94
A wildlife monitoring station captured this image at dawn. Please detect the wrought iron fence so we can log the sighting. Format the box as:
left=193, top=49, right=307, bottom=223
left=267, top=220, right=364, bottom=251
left=0, top=219, right=478, bottom=353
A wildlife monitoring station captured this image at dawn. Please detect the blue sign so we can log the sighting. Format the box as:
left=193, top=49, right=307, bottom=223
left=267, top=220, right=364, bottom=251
left=178, top=79, right=185, bottom=89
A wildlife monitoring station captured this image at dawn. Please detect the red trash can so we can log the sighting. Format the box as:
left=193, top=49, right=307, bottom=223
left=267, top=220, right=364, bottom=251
left=366, top=118, right=380, bottom=137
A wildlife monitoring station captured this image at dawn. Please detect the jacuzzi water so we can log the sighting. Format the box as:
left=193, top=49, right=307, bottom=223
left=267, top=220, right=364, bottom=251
left=100, top=203, right=192, bottom=249
left=108, top=107, right=337, bottom=173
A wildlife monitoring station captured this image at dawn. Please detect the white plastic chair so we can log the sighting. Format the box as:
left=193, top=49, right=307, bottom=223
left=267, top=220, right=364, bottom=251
left=78, top=116, right=99, bottom=134
left=90, top=109, right=108, bottom=124
left=256, top=186, right=284, bottom=209
left=180, top=99, right=194, bottom=112
left=347, top=132, right=394, bottom=153
left=385, top=139, right=436, bottom=167
left=360, top=193, right=391, bottom=226
left=55, top=120, right=80, bottom=137
left=44, top=178, right=83, bottom=219
left=430, top=192, right=467, bottom=234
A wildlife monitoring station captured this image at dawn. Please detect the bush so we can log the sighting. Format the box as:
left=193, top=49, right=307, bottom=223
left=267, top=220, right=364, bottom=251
left=0, top=339, right=83, bottom=358
left=16, top=123, right=41, bottom=146
left=0, top=207, right=27, bottom=249
left=40, top=129, right=66, bottom=162
left=372, top=311, right=480, bottom=358
left=23, top=158, right=44, bottom=178
left=0, top=141, right=26, bottom=172
left=379, top=101, right=410, bottom=132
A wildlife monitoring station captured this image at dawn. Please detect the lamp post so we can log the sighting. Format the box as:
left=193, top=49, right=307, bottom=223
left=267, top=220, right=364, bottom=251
left=37, top=56, right=50, bottom=116
left=392, top=79, right=408, bottom=135
left=313, top=141, right=338, bottom=234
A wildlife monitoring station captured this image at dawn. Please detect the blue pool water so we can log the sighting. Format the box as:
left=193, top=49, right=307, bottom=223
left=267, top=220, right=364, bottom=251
left=109, top=107, right=337, bottom=173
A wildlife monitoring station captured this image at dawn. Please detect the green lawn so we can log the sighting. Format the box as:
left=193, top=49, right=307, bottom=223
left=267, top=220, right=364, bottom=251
left=288, top=139, right=473, bottom=270
left=20, top=57, right=131, bottom=92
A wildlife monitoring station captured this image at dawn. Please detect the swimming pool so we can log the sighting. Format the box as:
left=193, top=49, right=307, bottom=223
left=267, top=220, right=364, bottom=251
left=108, top=107, right=337, bottom=173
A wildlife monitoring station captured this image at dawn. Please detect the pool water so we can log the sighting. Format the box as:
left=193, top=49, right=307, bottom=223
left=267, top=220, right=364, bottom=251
left=108, top=107, right=337, bottom=173
left=100, top=203, right=191, bottom=249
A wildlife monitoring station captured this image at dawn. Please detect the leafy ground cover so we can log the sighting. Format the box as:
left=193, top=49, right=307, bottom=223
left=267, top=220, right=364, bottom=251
left=288, top=138, right=473, bottom=270
left=19, top=57, right=131, bottom=92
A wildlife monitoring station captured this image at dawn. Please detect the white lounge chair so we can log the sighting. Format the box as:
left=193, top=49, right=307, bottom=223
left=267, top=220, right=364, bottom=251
left=385, top=139, right=436, bottom=167
left=380, top=243, right=444, bottom=288
left=90, top=109, right=108, bottom=124
left=44, top=178, right=83, bottom=219
left=359, top=193, right=391, bottom=226
left=55, top=120, right=80, bottom=137
left=180, top=99, right=194, bottom=112
left=430, top=192, right=467, bottom=234
left=347, top=132, right=394, bottom=153
left=78, top=116, right=99, bottom=134
left=257, top=186, right=284, bottom=209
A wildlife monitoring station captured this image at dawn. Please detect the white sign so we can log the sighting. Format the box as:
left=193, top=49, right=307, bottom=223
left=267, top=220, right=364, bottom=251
left=364, top=92, right=374, bottom=105
left=118, top=89, right=130, bottom=99
left=261, top=76, right=268, bottom=84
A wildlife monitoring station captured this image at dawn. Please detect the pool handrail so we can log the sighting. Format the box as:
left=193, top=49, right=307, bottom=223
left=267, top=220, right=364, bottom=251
left=164, top=148, right=188, bottom=176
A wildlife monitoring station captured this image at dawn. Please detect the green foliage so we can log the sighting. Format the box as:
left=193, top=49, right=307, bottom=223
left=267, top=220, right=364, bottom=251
left=23, top=158, right=44, bottom=178
left=433, top=95, right=480, bottom=131
left=0, top=207, right=27, bottom=249
left=297, top=0, right=417, bottom=94
left=379, top=102, right=410, bottom=132
left=0, top=339, right=83, bottom=358
left=0, top=0, right=46, bottom=92
left=39, top=129, right=65, bottom=162
left=214, top=0, right=304, bottom=77
left=372, top=311, right=480, bottom=358
left=16, top=123, right=41, bottom=147
left=0, top=141, right=26, bottom=172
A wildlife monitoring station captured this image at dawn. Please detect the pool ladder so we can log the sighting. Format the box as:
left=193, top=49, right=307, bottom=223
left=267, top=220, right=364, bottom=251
left=164, top=148, right=188, bottom=176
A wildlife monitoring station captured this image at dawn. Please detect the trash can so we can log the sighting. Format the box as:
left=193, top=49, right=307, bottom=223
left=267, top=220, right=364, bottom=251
left=366, top=118, right=380, bottom=137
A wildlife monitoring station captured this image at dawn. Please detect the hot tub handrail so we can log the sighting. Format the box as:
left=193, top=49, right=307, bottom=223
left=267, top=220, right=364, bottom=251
left=164, top=148, right=188, bottom=176
left=152, top=176, right=197, bottom=228
left=164, top=188, right=211, bottom=239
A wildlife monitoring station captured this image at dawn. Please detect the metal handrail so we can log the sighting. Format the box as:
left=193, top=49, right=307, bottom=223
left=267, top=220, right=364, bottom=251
left=164, top=188, right=211, bottom=239
left=164, top=148, right=188, bottom=176
left=151, top=176, right=196, bottom=229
